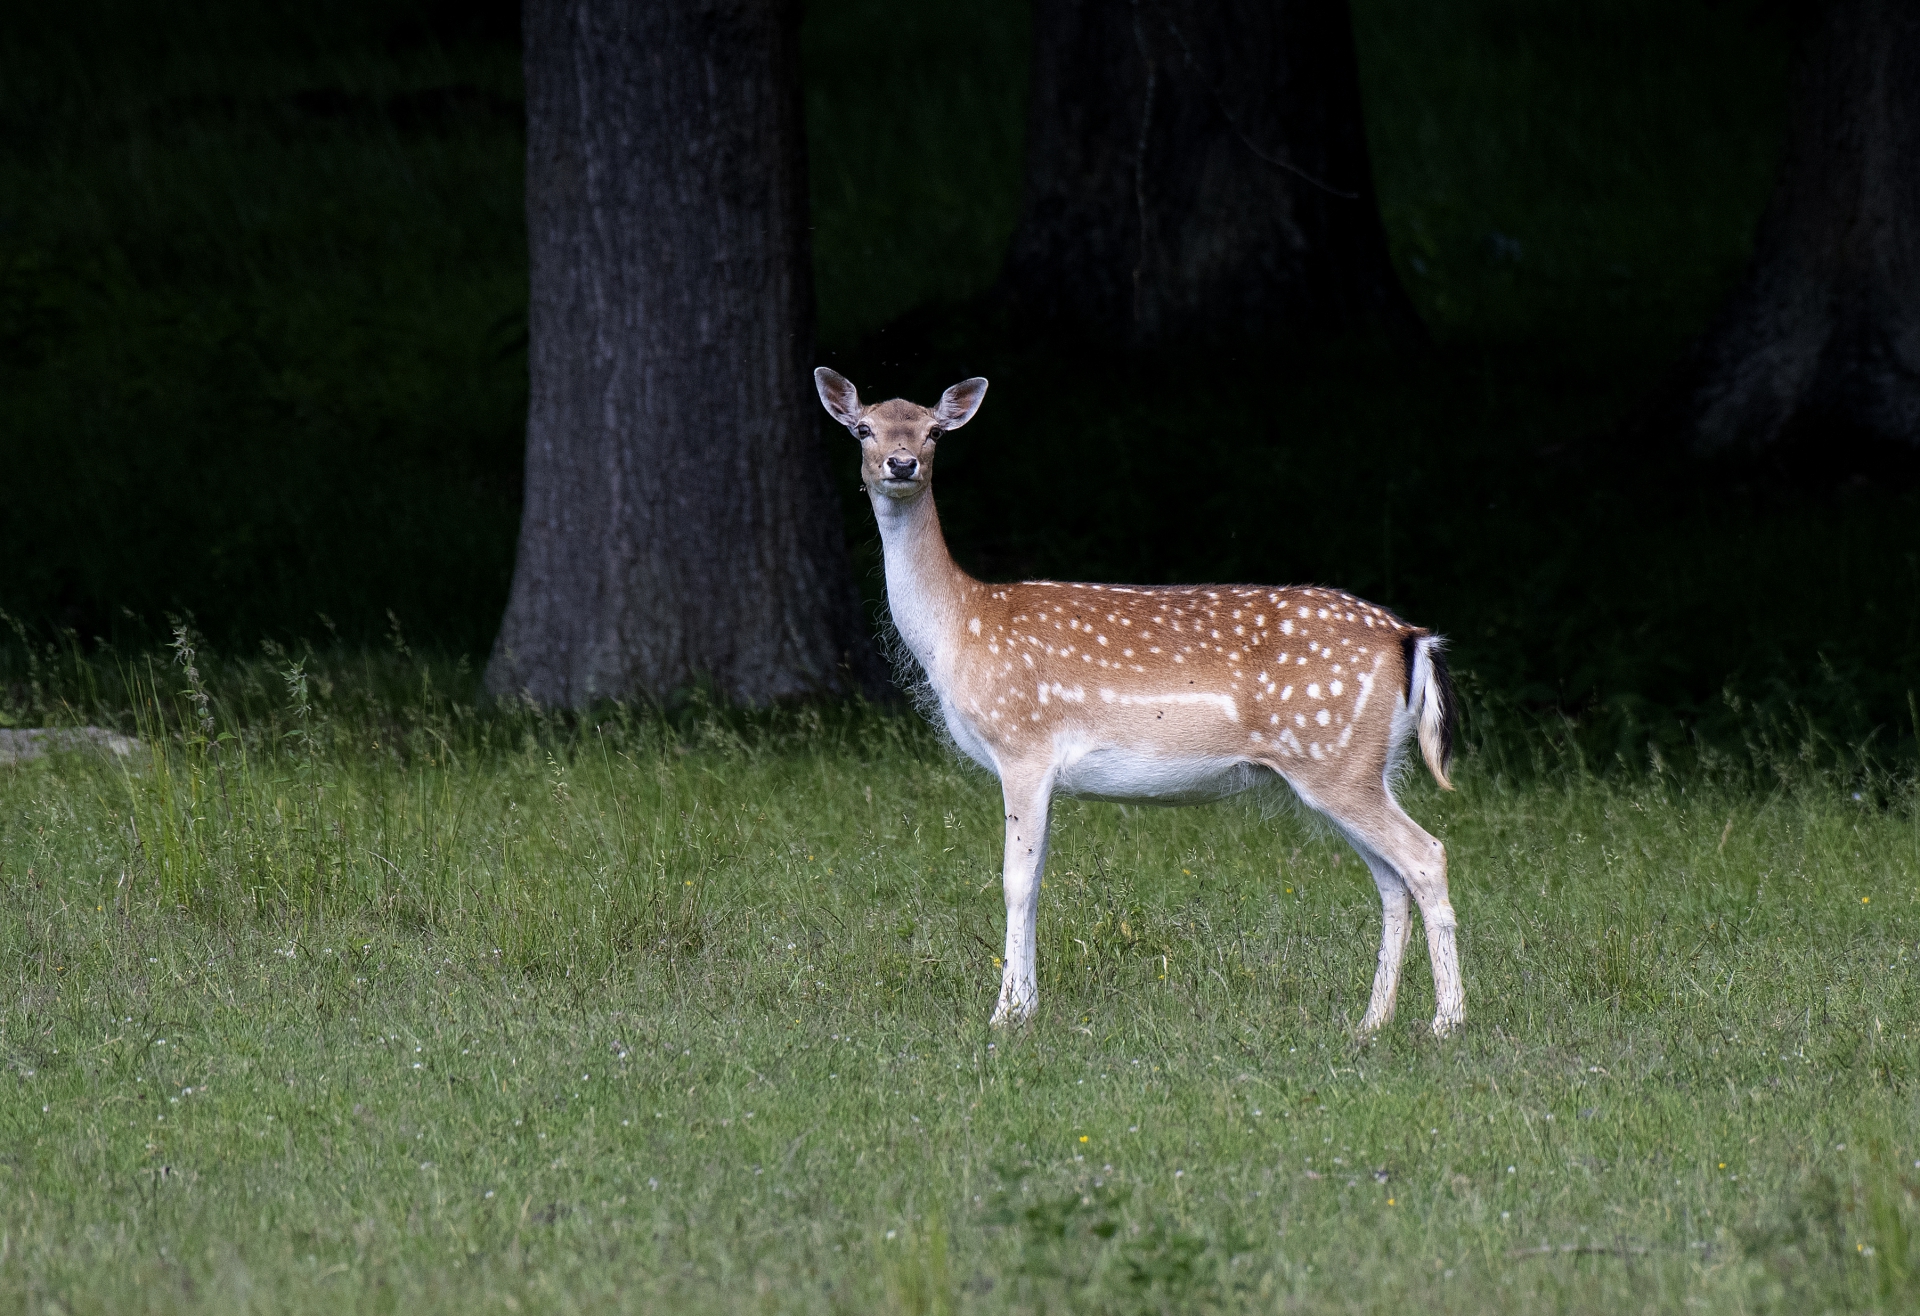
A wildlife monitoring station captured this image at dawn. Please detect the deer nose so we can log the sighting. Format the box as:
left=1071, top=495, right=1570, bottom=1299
left=886, top=455, right=918, bottom=480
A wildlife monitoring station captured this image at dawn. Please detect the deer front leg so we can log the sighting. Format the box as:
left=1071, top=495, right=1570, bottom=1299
left=990, top=770, right=1053, bottom=1026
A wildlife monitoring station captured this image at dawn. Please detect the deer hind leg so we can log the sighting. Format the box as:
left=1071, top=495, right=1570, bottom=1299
left=990, top=767, right=1054, bottom=1027
left=1353, top=848, right=1413, bottom=1037
left=1323, top=787, right=1463, bottom=1038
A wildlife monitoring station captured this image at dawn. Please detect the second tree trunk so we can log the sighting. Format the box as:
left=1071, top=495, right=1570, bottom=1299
left=1673, top=0, right=1920, bottom=457
left=1004, top=0, right=1417, bottom=347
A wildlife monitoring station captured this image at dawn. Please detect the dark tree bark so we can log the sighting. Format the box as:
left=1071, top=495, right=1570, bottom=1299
left=1675, top=0, right=1920, bottom=455
left=1003, top=0, right=1418, bottom=347
left=489, top=0, right=875, bottom=706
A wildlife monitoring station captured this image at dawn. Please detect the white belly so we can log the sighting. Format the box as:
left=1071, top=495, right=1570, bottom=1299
left=1053, top=744, right=1269, bottom=804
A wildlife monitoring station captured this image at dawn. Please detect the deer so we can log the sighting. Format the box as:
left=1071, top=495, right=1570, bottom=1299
left=813, top=367, right=1464, bottom=1038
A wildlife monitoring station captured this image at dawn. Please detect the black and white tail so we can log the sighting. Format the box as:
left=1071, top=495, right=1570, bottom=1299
left=1405, top=633, right=1457, bottom=791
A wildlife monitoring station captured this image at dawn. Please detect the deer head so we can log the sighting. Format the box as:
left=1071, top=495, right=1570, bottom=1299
left=813, top=368, right=988, bottom=500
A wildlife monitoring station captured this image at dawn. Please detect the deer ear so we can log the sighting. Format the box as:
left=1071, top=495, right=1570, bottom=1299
left=813, top=367, right=864, bottom=428
left=933, top=377, right=988, bottom=430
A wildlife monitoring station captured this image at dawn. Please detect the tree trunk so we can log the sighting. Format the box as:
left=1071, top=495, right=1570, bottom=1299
left=1676, top=0, right=1920, bottom=456
left=490, top=0, right=875, bottom=706
left=1003, top=0, right=1418, bottom=347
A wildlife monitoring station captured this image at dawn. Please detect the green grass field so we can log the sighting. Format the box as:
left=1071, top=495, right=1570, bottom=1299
left=7, top=1, right=1920, bottom=1307
left=3, top=652, right=1917, bottom=1312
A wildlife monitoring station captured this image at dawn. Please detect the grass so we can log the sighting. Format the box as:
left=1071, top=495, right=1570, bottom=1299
left=3, top=651, right=1919, bottom=1312
left=7, top=3, right=1919, bottom=1308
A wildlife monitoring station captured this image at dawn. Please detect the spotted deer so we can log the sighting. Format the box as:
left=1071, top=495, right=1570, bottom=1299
left=815, top=368, right=1463, bottom=1037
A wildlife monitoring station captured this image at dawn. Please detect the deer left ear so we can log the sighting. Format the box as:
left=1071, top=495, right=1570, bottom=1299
left=933, top=377, right=988, bottom=430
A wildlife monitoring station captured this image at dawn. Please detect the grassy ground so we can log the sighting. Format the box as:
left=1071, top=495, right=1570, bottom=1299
left=9, top=5, right=1918, bottom=1309
left=3, top=654, right=1917, bottom=1312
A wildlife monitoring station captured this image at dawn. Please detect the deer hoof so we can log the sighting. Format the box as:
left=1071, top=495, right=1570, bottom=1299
left=1430, top=1012, right=1463, bottom=1039
left=990, top=990, right=1037, bottom=1027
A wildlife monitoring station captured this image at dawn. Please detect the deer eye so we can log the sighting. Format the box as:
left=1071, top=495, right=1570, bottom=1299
left=926, top=427, right=943, bottom=441
left=854, top=424, right=872, bottom=440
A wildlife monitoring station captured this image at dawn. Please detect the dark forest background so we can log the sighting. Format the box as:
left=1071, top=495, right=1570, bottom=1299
left=2, top=0, right=1915, bottom=767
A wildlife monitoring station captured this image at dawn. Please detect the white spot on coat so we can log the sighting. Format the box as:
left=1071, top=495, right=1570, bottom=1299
left=1105, top=691, right=1239, bottom=721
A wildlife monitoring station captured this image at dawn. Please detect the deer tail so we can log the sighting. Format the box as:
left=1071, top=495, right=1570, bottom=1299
left=1404, top=633, right=1457, bottom=791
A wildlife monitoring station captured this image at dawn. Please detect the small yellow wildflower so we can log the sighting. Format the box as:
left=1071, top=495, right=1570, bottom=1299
left=1079, top=1135, right=1089, bottom=1143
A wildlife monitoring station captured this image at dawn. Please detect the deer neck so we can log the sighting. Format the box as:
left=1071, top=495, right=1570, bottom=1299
left=870, top=486, right=971, bottom=683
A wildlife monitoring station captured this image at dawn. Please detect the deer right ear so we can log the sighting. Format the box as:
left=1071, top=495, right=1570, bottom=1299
left=813, top=367, right=864, bottom=429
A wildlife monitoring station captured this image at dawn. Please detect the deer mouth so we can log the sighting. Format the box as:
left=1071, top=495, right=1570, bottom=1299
left=874, top=471, right=923, bottom=497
